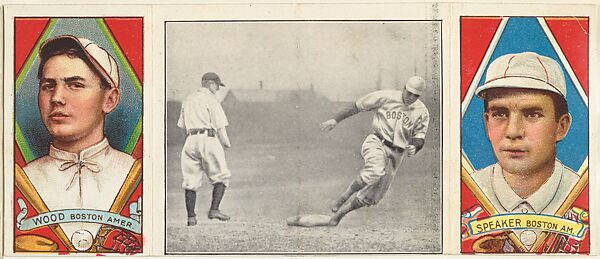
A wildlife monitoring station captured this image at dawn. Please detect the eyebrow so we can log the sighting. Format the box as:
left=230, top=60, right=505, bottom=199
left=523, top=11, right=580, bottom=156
left=63, top=76, right=86, bottom=83
left=487, top=105, right=508, bottom=111
left=521, top=107, right=544, bottom=113
left=487, top=105, right=545, bottom=113
left=40, top=76, right=86, bottom=83
left=39, top=78, right=56, bottom=84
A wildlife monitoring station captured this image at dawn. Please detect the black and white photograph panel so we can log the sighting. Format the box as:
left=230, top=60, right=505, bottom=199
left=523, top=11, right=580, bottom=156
left=165, top=21, right=442, bottom=254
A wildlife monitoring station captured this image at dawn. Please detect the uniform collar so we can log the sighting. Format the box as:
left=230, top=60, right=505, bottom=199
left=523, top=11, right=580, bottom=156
left=49, top=137, right=110, bottom=161
left=491, top=161, right=564, bottom=213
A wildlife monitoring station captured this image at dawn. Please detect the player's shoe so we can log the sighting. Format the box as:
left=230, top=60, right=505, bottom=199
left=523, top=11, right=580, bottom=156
left=330, top=197, right=347, bottom=213
left=208, top=210, right=231, bottom=221
left=187, top=216, right=197, bottom=226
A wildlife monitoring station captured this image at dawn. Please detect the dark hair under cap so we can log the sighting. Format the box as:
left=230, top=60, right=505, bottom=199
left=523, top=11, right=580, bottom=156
left=37, top=47, right=112, bottom=89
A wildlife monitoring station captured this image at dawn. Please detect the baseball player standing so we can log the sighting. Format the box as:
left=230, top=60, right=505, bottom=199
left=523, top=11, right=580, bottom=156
left=178, top=72, right=232, bottom=226
left=288, top=76, right=430, bottom=227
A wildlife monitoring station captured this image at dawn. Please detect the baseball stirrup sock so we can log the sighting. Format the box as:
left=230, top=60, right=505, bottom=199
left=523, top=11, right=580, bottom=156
left=210, top=183, right=226, bottom=211
left=185, top=190, right=197, bottom=217
left=332, top=197, right=366, bottom=225
left=345, top=177, right=367, bottom=197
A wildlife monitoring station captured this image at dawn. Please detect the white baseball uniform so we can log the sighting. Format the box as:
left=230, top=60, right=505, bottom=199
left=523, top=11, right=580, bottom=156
left=177, top=87, right=231, bottom=191
left=354, top=90, right=430, bottom=206
left=471, top=160, right=580, bottom=249
left=23, top=138, right=135, bottom=247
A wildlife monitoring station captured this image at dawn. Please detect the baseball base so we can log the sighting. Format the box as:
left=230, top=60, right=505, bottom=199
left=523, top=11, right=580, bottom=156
left=286, top=214, right=332, bottom=227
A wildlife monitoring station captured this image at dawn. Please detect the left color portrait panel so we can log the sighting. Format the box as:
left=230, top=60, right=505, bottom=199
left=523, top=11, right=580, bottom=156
left=13, top=17, right=143, bottom=254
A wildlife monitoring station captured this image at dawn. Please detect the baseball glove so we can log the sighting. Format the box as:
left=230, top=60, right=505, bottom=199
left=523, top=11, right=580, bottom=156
left=472, top=234, right=509, bottom=253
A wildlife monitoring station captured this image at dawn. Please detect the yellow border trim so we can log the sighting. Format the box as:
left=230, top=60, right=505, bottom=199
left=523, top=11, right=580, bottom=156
left=15, top=164, right=75, bottom=252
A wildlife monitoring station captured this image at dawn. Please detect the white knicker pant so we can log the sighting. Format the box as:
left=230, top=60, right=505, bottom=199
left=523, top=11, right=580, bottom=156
left=356, top=134, right=405, bottom=206
left=180, top=134, right=231, bottom=191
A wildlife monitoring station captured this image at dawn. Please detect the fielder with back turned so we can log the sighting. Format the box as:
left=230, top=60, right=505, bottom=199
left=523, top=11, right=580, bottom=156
left=288, top=76, right=430, bottom=227
left=178, top=72, right=232, bottom=226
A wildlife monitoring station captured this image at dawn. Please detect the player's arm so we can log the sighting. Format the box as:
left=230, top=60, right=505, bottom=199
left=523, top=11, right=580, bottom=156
left=408, top=138, right=425, bottom=153
left=320, top=91, right=388, bottom=132
left=177, top=105, right=189, bottom=137
left=407, top=110, right=430, bottom=156
left=217, top=127, right=232, bottom=148
left=320, top=103, right=360, bottom=132
left=212, top=102, right=232, bottom=148
left=177, top=105, right=186, bottom=129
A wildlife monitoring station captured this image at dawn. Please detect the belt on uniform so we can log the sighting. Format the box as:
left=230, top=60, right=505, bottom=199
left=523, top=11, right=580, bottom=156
left=187, top=128, right=216, bottom=137
left=374, top=133, right=404, bottom=153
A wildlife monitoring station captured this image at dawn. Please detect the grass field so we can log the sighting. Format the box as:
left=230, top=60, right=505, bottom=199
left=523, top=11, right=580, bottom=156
left=165, top=101, right=441, bottom=253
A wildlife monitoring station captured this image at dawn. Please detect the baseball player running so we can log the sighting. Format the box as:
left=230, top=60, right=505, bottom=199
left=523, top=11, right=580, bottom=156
left=288, top=76, right=430, bottom=227
left=178, top=72, right=232, bottom=226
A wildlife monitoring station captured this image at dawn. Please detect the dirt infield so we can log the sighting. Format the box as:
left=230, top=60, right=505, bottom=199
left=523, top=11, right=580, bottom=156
left=165, top=101, right=441, bottom=253
left=166, top=142, right=440, bottom=253
left=167, top=221, right=440, bottom=253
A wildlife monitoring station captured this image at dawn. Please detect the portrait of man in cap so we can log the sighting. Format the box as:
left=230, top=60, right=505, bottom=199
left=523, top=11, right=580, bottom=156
left=463, top=51, right=588, bottom=253
left=13, top=32, right=143, bottom=253
left=473, top=52, right=577, bottom=216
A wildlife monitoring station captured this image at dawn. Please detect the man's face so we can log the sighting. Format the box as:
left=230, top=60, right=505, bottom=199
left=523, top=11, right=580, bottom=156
left=39, top=54, right=116, bottom=144
left=483, top=89, right=570, bottom=176
left=206, top=80, right=220, bottom=94
left=402, top=86, right=420, bottom=105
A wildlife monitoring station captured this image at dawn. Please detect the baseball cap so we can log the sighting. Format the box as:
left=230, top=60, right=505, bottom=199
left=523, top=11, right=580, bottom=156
left=202, top=72, right=225, bottom=87
left=39, top=35, right=120, bottom=88
left=405, top=76, right=426, bottom=95
left=475, top=52, right=566, bottom=99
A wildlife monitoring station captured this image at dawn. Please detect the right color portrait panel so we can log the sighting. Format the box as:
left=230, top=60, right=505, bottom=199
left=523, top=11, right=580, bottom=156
left=460, top=16, right=589, bottom=254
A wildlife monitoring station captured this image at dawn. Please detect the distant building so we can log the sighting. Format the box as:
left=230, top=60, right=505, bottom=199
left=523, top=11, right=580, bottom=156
left=221, top=88, right=327, bottom=106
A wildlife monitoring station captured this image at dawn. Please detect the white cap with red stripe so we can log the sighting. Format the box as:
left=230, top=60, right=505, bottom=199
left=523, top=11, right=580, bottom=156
left=39, top=35, right=120, bottom=89
left=475, top=52, right=566, bottom=99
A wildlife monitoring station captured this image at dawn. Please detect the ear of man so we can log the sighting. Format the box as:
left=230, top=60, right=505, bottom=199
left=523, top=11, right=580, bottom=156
left=102, top=88, right=120, bottom=114
left=482, top=112, right=491, bottom=137
left=555, top=113, right=571, bottom=142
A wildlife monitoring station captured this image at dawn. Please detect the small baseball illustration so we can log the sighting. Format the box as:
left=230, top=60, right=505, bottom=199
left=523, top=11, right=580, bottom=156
left=70, top=229, right=93, bottom=251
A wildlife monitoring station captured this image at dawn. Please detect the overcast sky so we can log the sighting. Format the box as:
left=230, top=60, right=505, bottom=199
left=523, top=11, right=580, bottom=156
left=166, top=21, right=439, bottom=102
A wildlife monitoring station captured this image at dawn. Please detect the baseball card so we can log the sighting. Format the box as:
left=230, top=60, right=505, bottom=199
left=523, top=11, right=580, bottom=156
left=2, top=1, right=600, bottom=258
left=459, top=14, right=592, bottom=254
left=154, top=3, right=446, bottom=255
left=3, top=5, right=152, bottom=255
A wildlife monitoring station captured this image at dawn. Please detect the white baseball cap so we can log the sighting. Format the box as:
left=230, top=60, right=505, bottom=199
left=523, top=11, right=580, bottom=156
left=475, top=52, right=566, bottom=99
left=38, top=35, right=120, bottom=89
left=405, top=76, right=426, bottom=95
